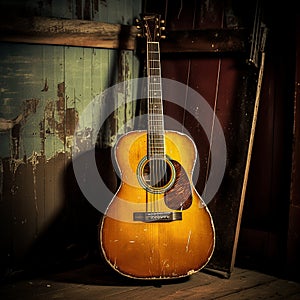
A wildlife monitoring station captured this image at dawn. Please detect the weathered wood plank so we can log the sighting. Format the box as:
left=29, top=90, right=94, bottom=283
left=1, top=266, right=300, bottom=300
left=218, top=278, right=300, bottom=299
left=161, top=29, right=247, bottom=53
left=0, top=17, right=247, bottom=53
left=0, top=17, right=138, bottom=50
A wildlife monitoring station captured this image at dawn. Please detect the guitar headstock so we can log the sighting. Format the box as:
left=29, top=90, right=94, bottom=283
left=136, top=14, right=166, bottom=41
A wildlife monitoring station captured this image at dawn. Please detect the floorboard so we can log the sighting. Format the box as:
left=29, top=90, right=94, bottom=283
left=1, top=263, right=300, bottom=299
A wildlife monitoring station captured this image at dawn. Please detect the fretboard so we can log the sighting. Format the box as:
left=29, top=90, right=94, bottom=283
left=147, top=41, right=165, bottom=159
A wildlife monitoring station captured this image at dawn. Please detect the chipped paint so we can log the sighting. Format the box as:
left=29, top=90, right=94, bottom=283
left=0, top=115, right=23, bottom=132
left=186, top=230, right=192, bottom=252
left=29, top=151, right=39, bottom=232
left=0, top=0, right=142, bottom=274
left=40, top=82, right=79, bottom=155
left=9, top=158, right=24, bottom=175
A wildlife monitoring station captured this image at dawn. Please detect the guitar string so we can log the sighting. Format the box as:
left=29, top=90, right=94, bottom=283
left=146, top=33, right=152, bottom=212
left=146, top=18, right=168, bottom=213
left=157, top=37, right=164, bottom=212
left=202, top=9, right=224, bottom=200
left=146, top=27, right=154, bottom=239
left=149, top=29, right=156, bottom=212
left=155, top=26, right=164, bottom=212
left=146, top=23, right=156, bottom=212
left=156, top=40, right=163, bottom=212
left=163, top=0, right=168, bottom=210
left=158, top=29, right=166, bottom=212
left=181, top=0, right=196, bottom=134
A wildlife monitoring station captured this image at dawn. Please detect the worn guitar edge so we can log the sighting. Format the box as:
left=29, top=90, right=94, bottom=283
left=98, top=226, right=215, bottom=281
left=98, top=129, right=216, bottom=280
left=98, top=213, right=216, bottom=280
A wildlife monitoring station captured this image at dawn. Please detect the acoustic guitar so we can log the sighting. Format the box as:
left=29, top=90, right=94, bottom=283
left=99, top=14, right=215, bottom=279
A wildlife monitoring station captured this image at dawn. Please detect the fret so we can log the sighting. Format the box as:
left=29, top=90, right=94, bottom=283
left=149, top=76, right=160, bottom=82
left=149, top=69, right=160, bottom=76
left=149, top=69, right=160, bottom=73
left=148, top=102, right=163, bottom=107
left=149, top=87, right=161, bottom=93
left=149, top=99, right=163, bottom=104
left=148, top=144, right=164, bottom=148
left=149, top=92, right=162, bottom=96
left=147, top=42, right=159, bottom=51
left=148, top=52, right=160, bottom=60
left=148, top=151, right=165, bottom=155
left=148, top=145, right=164, bottom=150
left=148, top=103, right=163, bottom=108
left=148, top=53, right=160, bottom=60
left=148, top=61, right=160, bottom=69
left=149, top=149, right=164, bottom=151
left=148, top=152, right=165, bottom=156
left=148, top=117, right=164, bottom=121
left=148, top=129, right=164, bottom=134
left=149, top=83, right=161, bottom=89
left=148, top=139, right=164, bottom=144
left=148, top=132, right=164, bottom=136
left=148, top=118, right=163, bottom=122
left=148, top=118, right=164, bottom=122
left=149, top=93, right=162, bottom=98
left=149, top=111, right=163, bottom=116
left=148, top=132, right=164, bottom=137
left=149, top=97, right=162, bottom=102
left=148, top=142, right=164, bottom=146
left=149, top=90, right=162, bottom=94
left=148, top=130, right=164, bottom=135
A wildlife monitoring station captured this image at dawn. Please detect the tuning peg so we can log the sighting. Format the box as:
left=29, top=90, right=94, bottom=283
left=161, top=26, right=166, bottom=31
left=161, top=35, right=166, bottom=39
left=160, top=19, right=165, bottom=24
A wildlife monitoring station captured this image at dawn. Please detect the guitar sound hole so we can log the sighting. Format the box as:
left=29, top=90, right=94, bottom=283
left=137, top=157, right=176, bottom=193
left=143, top=159, right=172, bottom=188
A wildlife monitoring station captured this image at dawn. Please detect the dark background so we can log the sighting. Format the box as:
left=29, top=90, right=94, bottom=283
left=0, top=0, right=299, bottom=282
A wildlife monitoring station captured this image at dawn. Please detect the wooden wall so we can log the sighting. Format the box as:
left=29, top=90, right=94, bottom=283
left=287, top=15, right=300, bottom=281
left=144, top=0, right=260, bottom=276
left=143, top=0, right=298, bottom=279
left=0, top=0, right=142, bottom=278
left=236, top=2, right=297, bottom=279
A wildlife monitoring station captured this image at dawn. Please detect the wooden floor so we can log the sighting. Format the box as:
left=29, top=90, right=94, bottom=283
left=1, top=263, right=300, bottom=299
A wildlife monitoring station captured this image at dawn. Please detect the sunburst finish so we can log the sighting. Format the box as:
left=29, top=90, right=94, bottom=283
left=100, top=131, right=215, bottom=279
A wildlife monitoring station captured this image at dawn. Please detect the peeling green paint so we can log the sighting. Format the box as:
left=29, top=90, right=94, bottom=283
left=0, top=0, right=142, bottom=275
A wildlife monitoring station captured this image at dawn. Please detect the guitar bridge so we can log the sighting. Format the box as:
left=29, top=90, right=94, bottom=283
left=133, top=211, right=182, bottom=222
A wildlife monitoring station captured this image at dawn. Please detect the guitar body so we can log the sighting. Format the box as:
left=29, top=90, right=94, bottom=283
left=99, top=130, right=215, bottom=279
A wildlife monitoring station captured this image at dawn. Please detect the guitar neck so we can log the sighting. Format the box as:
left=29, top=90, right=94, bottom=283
left=147, top=41, right=165, bottom=159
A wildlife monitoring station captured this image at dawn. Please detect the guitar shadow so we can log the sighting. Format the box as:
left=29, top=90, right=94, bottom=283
left=8, top=147, right=118, bottom=284
left=46, top=261, right=191, bottom=287
left=16, top=146, right=192, bottom=287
